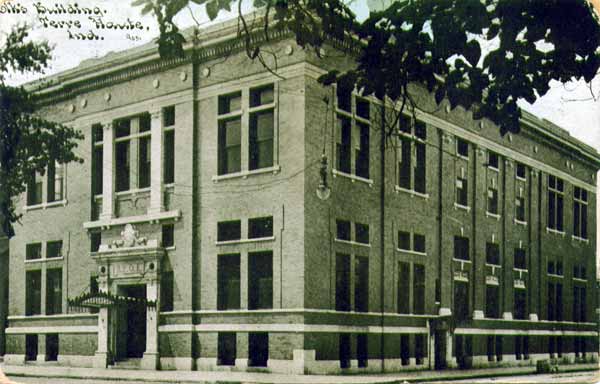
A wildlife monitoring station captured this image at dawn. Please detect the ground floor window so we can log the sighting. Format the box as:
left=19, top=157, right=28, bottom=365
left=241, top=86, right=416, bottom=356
left=357, top=334, right=368, bottom=368
left=218, top=333, right=236, bottom=366
left=339, top=334, right=351, bottom=369
left=400, top=334, right=410, bottom=365
left=25, top=334, right=38, bottom=361
left=415, top=334, right=425, bottom=365
left=248, top=333, right=269, bottom=367
left=46, top=334, right=59, bottom=361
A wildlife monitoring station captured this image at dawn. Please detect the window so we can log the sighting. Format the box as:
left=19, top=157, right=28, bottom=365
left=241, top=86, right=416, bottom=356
left=163, top=105, right=175, bottom=127
left=487, top=336, right=495, bottom=362
left=336, top=219, right=351, bottom=241
left=398, top=262, right=410, bottom=314
left=355, top=223, right=369, bottom=244
left=114, top=118, right=131, bottom=192
left=248, top=251, right=273, bottom=310
left=516, top=162, right=526, bottom=179
left=357, top=334, right=368, bottom=368
left=573, top=285, right=586, bottom=322
left=46, top=268, right=62, bottom=315
left=217, top=220, right=241, bottom=242
left=486, top=243, right=500, bottom=265
left=336, top=253, right=351, bottom=311
left=26, top=243, right=42, bottom=260
left=573, top=187, right=588, bottom=239
left=25, top=335, right=38, bottom=361
left=46, top=334, right=59, bottom=361
left=26, top=270, right=41, bottom=315
left=487, top=188, right=498, bottom=215
left=160, top=271, right=174, bottom=312
left=456, top=176, right=468, bottom=206
left=548, top=258, right=563, bottom=276
left=26, top=171, right=42, bottom=206
left=547, top=282, right=563, bottom=321
left=335, top=89, right=371, bottom=179
left=248, top=333, right=268, bottom=367
left=92, top=123, right=104, bottom=196
left=398, top=231, right=411, bottom=250
left=162, top=224, right=174, bottom=248
left=456, top=138, right=469, bottom=158
left=217, top=254, right=240, bottom=310
left=414, top=234, right=426, bottom=253
left=219, top=91, right=242, bottom=114
left=547, top=175, right=564, bottom=231
left=514, top=289, right=527, bottom=320
left=515, top=196, right=526, bottom=222
left=514, top=248, right=526, bottom=270
left=413, top=264, right=425, bottom=315
left=218, top=118, right=241, bottom=175
left=47, top=161, right=64, bottom=202
left=47, top=241, right=62, bottom=259
left=90, top=232, right=101, bottom=253
left=354, top=256, right=369, bottom=312
left=397, top=117, right=427, bottom=193
left=454, top=280, right=469, bottom=321
left=218, top=333, right=236, bottom=366
left=248, top=216, right=273, bottom=239
left=161, top=106, right=176, bottom=185
left=138, top=132, right=151, bottom=188
left=397, top=231, right=426, bottom=254
left=485, top=285, right=499, bottom=318
left=249, top=108, right=274, bottom=170
left=488, top=152, right=499, bottom=170
left=415, top=335, right=425, bottom=365
left=339, top=333, right=351, bottom=369
left=495, top=336, right=503, bottom=362
left=454, top=236, right=469, bottom=261
left=574, top=264, right=587, bottom=280
left=400, top=335, right=410, bottom=365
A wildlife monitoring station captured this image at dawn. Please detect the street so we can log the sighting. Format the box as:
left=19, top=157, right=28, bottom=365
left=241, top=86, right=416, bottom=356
left=2, top=371, right=599, bottom=384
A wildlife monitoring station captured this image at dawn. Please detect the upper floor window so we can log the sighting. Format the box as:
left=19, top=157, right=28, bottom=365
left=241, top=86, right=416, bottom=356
left=248, top=251, right=273, bottom=310
left=217, top=254, right=240, bottom=310
left=547, top=175, right=564, bottom=232
left=454, top=236, right=469, bottom=261
left=46, top=268, right=63, bottom=315
left=573, top=187, right=588, bottom=239
left=27, top=172, right=43, bottom=206
left=26, top=270, right=41, bottom=316
left=47, top=162, right=64, bottom=202
left=514, top=248, right=526, bottom=270
left=456, top=138, right=469, bottom=158
left=456, top=176, right=468, bottom=207
left=335, top=88, right=371, bottom=179
left=26, top=161, right=65, bottom=206
left=114, top=114, right=151, bottom=192
left=397, top=231, right=426, bottom=254
left=162, top=224, right=174, bottom=248
left=515, top=196, right=526, bottom=222
left=355, top=223, right=370, bottom=244
left=487, top=187, right=498, bottom=215
left=516, top=162, right=527, bottom=180
left=26, top=243, right=42, bottom=261
left=91, top=124, right=104, bottom=196
left=487, top=152, right=499, bottom=170
left=217, top=85, right=276, bottom=176
left=486, top=242, right=500, bottom=266
left=163, top=106, right=176, bottom=184
left=46, top=241, right=62, bottom=259
left=248, top=216, right=273, bottom=239
left=217, top=220, right=241, bottom=242
left=397, top=116, right=427, bottom=194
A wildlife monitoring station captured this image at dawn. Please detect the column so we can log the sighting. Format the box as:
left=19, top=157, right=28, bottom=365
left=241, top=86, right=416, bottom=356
left=142, top=279, right=160, bottom=370
left=94, top=275, right=110, bottom=368
left=100, top=123, right=114, bottom=220
left=148, top=110, right=164, bottom=214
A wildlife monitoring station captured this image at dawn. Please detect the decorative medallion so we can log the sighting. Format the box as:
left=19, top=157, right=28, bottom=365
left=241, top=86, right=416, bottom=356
left=80, top=99, right=87, bottom=108
left=104, top=93, right=111, bottom=102
left=445, top=105, right=451, bottom=113
left=319, top=48, right=326, bottom=57
left=202, top=68, right=211, bottom=78
left=285, top=45, right=294, bottom=55
left=69, top=104, right=75, bottom=113
left=180, top=71, right=187, bottom=81
left=153, top=79, right=160, bottom=88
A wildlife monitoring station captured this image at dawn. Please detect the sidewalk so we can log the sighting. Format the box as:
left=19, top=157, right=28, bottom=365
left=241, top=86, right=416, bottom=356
left=1, top=363, right=598, bottom=384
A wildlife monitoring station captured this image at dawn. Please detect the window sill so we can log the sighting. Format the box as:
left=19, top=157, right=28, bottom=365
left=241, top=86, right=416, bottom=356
left=23, top=200, right=68, bottom=212
left=573, top=277, right=587, bottom=283
left=457, top=154, right=469, bottom=161
left=487, top=166, right=499, bottom=173
left=516, top=176, right=527, bottom=182
left=115, top=187, right=151, bottom=197
left=454, top=203, right=470, bottom=212
left=216, top=236, right=276, bottom=246
left=546, top=227, right=566, bottom=236
left=25, top=257, right=64, bottom=264
left=514, top=267, right=528, bottom=273
left=165, top=246, right=176, bottom=251
left=396, top=248, right=426, bottom=256
left=212, top=165, right=281, bottom=183
left=394, top=186, right=429, bottom=199
left=452, top=258, right=471, bottom=263
left=572, top=235, right=589, bottom=244
left=485, top=263, right=501, bottom=268
left=334, top=238, right=371, bottom=248
left=485, top=211, right=501, bottom=220
left=332, top=169, right=374, bottom=187
left=514, top=219, right=527, bottom=226
left=83, top=209, right=181, bottom=229
left=547, top=273, right=564, bottom=279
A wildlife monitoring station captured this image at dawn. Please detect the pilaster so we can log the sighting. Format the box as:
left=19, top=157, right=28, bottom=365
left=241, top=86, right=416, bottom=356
left=148, top=109, right=164, bottom=214
left=100, top=122, right=114, bottom=220
left=142, top=278, right=160, bottom=370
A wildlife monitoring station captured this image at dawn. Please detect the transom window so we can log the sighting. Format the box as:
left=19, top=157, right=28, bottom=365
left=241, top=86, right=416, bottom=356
left=397, top=231, right=426, bottom=254
left=487, top=152, right=499, bottom=170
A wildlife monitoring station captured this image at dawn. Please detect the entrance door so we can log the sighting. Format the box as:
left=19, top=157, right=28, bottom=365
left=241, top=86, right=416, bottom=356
left=434, top=331, right=447, bottom=370
left=118, top=285, right=147, bottom=359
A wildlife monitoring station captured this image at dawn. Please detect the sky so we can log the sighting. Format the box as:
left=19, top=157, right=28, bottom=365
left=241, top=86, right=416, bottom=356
left=1, top=0, right=599, bottom=153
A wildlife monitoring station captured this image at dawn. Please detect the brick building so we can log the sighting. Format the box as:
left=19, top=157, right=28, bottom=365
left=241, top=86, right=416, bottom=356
left=3, top=18, right=600, bottom=373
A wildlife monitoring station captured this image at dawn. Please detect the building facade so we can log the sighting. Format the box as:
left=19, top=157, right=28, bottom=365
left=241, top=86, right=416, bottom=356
left=3, top=19, right=600, bottom=374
